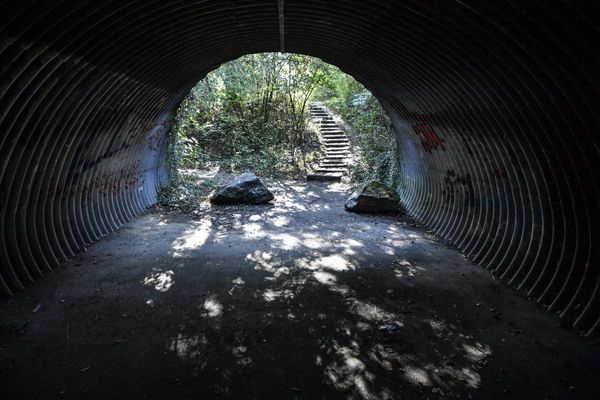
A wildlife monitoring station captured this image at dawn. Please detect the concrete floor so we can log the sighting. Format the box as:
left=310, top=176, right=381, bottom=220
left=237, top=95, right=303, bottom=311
left=1, top=180, right=599, bottom=400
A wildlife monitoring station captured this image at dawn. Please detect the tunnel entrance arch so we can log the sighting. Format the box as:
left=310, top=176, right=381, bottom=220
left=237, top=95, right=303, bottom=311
left=163, top=51, right=398, bottom=192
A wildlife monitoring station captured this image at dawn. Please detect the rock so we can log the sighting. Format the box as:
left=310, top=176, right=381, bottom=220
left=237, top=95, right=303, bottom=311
left=210, top=173, right=274, bottom=205
left=344, top=180, right=401, bottom=213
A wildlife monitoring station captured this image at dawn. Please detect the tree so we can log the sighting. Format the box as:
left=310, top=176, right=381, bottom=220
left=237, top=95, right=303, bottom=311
left=168, top=52, right=399, bottom=186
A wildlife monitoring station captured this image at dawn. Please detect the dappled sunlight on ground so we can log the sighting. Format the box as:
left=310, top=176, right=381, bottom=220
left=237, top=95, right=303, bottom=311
left=201, top=296, right=224, bottom=318
left=151, top=180, right=500, bottom=398
left=392, top=259, right=425, bottom=279
left=296, top=254, right=355, bottom=272
left=171, top=220, right=213, bottom=257
left=142, top=268, right=175, bottom=292
left=4, top=179, right=599, bottom=400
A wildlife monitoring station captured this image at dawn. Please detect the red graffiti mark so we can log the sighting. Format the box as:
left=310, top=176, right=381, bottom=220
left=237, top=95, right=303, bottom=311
left=413, top=124, right=445, bottom=153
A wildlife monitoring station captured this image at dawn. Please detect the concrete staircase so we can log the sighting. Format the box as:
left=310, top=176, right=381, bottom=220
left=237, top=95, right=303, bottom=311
left=307, top=103, right=350, bottom=181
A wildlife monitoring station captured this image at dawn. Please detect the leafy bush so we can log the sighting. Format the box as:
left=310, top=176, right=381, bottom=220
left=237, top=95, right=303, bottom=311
left=165, top=52, right=400, bottom=205
left=169, top=53, right=329, bottom=178
left=315, top=79, right=400, bottom=187
left=157, top=174, right=220, bottom=213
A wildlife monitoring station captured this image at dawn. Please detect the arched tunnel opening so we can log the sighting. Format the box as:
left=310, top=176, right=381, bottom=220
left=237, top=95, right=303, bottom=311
left=165, top=51, right=398, bottom=189
left=1, top=1, right=600, bottom=398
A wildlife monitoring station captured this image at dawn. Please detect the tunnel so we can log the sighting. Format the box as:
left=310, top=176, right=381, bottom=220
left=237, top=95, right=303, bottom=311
left=1, top=1, right=600, bottom=398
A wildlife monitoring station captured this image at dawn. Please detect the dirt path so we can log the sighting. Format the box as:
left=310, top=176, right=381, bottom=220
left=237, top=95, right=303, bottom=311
left=1, top=180, right=599, bottom=399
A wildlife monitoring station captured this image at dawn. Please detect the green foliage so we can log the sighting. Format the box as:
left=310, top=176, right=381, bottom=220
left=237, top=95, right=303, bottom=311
left=315, top=78, right=400, bottom=187
left=157, top=174, right=221, bottom=213
left=170, top=53, right=329, bottom=178
left=167, top=52, right=400, bottom=194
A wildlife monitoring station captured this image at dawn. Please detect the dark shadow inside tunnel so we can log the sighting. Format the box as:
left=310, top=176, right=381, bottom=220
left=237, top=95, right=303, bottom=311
left=2, top=0, right=600, bottom=398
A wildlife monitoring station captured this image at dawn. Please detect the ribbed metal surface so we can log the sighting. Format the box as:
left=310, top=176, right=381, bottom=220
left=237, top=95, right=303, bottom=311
left=0, top=0, right=599, bottom=336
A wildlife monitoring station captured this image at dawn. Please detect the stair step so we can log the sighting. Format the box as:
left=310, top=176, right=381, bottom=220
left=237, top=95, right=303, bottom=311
left=307, top=173, right=343, bottom=182
left=318, top=164, right=348, bottom=168
left=318, top=163, right=347, bottom=167
left=316, top=170, right=347, bottom=175
left=309, top=105, right=350, bottom=182
left=321, top=157, right=348, bottom=167
left=316, top=169, right=347, bottom=174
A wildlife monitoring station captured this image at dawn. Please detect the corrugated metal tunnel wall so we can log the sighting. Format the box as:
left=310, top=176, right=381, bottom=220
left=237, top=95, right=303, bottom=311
left=0, top=1, right=599, bottom=336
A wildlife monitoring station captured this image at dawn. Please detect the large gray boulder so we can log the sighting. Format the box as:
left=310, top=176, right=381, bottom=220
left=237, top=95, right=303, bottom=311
left=345, top=180, right=401, bottom=213
left=210, top=173, right=274, bottom=205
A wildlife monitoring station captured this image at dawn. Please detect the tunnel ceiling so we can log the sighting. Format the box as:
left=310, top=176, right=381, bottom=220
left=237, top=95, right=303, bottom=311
left=1, top=0, right=600, bottom=336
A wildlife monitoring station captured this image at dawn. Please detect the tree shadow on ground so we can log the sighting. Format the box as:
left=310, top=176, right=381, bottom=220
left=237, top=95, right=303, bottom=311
left=150, top=180, right=492, bottom=399
left=1, top=180, right=599, bottom=400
